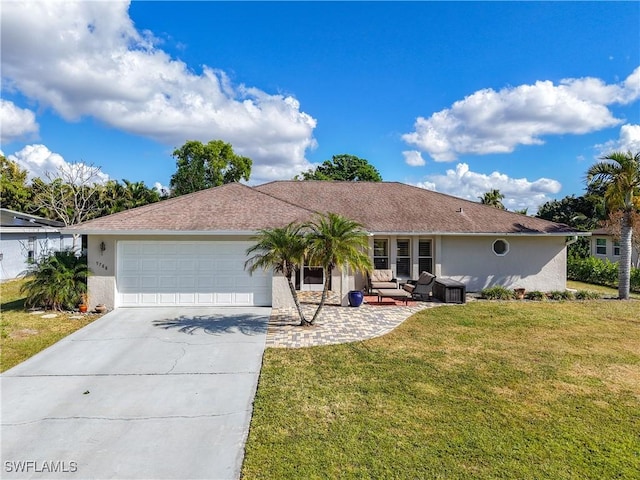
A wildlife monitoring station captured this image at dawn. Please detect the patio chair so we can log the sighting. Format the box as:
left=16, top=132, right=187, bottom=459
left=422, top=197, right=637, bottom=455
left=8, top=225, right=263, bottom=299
left=367, top=269, right=399, bottom=293
left=403, top=271, right=436, bottom=301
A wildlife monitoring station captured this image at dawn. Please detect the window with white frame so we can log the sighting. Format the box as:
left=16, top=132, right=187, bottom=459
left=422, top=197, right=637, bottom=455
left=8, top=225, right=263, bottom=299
left=596, top=238, right=607, bottom=255
left=373, top=239, right=388, bottom=269
left=418, top=239, right=433, bottom=274
left=396, top=239, right=411, bottom=278
left=613, top=241, right=620, bottom=256
left=27, top=236, right=36, bottom=263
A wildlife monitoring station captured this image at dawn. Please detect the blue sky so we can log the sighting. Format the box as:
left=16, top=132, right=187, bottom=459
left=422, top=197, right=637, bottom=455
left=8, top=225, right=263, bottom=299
left=2, top=1, right=639, bottom=213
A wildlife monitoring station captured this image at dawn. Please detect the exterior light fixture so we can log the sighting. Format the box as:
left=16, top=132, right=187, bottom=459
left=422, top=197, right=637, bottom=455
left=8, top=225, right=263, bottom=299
left=100, top=241, right=106, bottom=253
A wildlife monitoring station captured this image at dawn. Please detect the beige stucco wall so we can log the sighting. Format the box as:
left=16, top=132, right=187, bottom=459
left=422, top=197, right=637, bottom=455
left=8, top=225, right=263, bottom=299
left=437, top=235, right=567, bottom=292
left=87, top=233, right=570, bottom=309
left=87, top=235, right=273, bottom=309
left=87, top=236, right=117, bottom=309
left=87, top=234, right=331, bottom=309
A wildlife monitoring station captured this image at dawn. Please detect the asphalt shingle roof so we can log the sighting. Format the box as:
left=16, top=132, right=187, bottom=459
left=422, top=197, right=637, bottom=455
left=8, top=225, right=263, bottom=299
left=256, top=181, right=578, bottom=234
left=66, top=183, right=314, bottom=232
left=67, top=181, right=581, bottom=235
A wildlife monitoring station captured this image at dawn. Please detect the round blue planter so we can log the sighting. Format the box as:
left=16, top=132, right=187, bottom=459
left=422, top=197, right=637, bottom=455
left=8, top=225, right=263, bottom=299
left=348, top=290, right=364, bottom=307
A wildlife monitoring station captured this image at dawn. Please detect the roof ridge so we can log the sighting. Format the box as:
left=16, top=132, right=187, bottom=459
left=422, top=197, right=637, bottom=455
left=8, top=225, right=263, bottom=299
left=251, top=184, right=322, bottom=217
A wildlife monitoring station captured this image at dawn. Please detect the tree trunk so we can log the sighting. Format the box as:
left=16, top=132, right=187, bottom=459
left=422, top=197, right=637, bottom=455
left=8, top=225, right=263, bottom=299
left=618, top=214, right=632, bottom=300
left=285, top=275, right=310, bottom=326
left=310, top=267, right=332, bottom=325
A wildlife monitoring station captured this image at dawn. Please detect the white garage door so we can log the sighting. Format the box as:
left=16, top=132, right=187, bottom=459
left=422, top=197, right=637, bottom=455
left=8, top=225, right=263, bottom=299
left=116, top=241, right=271, bottom=307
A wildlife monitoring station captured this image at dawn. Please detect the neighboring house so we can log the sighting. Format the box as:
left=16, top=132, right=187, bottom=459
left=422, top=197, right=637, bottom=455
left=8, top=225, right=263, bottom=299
left=0, top=208, right=75, bottom=281
left=590, top=228, right=640, bottom=267
left=65, top=181, right=587, bottom=309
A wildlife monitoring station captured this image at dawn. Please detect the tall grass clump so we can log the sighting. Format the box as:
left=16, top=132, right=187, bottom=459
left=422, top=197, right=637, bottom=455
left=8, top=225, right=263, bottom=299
left=481, top=285, right=514, bottom=300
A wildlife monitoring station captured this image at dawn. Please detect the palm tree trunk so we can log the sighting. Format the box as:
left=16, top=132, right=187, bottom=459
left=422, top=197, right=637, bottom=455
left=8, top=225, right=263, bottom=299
left=310, top=267, right=332, bottom=325
left=285, top=275, right=310, bottom=326
left=618, top=214, right=632, bottom=300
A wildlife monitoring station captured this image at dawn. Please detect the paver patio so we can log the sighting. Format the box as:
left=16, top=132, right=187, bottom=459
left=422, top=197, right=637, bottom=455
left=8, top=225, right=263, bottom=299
left=266, top=292, right=442, bottom=348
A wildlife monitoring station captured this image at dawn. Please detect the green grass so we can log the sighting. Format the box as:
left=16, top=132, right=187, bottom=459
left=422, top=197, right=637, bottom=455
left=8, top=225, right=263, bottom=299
left=242, top=301, right=640, bottom=479
left=567, top=280, right=640, bottom=300
left=0, top=278, right=101, bottom=372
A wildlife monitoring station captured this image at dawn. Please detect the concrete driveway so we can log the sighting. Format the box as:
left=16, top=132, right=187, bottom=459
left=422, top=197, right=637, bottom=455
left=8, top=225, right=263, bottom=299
left=1, top=307, right=270, bottom=480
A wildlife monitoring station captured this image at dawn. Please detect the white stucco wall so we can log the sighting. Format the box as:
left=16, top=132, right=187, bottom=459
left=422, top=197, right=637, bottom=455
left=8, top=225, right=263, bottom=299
left=437, top=235, right=567, bottom=292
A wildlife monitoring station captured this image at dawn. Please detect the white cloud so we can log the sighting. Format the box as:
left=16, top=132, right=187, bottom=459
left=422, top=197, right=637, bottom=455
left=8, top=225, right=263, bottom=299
left=595, top=124, right=640, bottom=155
left=0, top=100, right=39, bottom=144
left=7, top=144, right=109, bottom=184
left=1, top=1, right=317, bottom=183
left=403, top=67, right=640, bottom=161
left=415, top=163, right=562, bottom=213
left=403, top=150, right=425, bottom=167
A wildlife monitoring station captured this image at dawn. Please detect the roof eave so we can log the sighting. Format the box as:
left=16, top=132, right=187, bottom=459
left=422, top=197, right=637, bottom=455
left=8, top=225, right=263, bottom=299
left=367, top=231, right=590, bottom=237
left=61, top=229, right=261, bottom=236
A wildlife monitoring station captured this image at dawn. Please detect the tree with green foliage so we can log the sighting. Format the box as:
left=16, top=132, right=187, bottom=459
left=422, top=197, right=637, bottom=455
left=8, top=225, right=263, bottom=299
left=586, top=150, right=640, bottom=300
left=21, top=251, right=89, bottom=311
left=305, top=213, right=373, bottom=324
left=536, top=185, right=607, bottom=258
left=1, top=155, right=32, bottom=212
left=96, top=179, right=161, bottom=216
left=245, top=223, right=309, bottom=325
left=296, top=154, right=382, bottom=182
left=170, top=140, right=252, bottom=196
left=478, top=189, right=506, bottom=209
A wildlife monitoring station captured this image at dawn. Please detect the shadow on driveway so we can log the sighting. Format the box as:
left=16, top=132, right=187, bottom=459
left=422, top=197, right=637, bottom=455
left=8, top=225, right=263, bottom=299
left=153, top=313, right=268, bottom=336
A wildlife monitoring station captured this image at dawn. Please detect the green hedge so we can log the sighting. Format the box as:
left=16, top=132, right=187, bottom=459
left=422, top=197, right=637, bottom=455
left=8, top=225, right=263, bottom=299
left=567, top=255, right=640, bottom=291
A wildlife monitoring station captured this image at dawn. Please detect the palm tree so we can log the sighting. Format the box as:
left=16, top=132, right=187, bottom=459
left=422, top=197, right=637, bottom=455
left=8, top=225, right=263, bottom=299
left=305, top=213, right=373, bottom=324
left=586, top=150, right=640, bottom=300
left=245, top=223, right=309, bottom=325
left=21, top=251, right=89, bottom=311
left=479, top=189, right=506, bottom=209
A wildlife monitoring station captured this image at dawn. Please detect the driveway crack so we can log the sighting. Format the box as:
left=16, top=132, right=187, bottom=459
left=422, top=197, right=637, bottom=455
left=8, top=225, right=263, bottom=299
left=166, top=345, right=186, bottom=374
left=2, top=411, right=250, bottom=427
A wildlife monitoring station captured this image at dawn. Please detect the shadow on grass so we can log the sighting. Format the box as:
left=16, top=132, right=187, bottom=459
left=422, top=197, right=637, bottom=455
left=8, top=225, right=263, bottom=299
left=153, top=314, right=268, bottom=336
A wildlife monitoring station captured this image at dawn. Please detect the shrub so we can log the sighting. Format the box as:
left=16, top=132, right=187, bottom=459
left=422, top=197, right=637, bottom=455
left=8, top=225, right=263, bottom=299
left=547, top=290, right=575, bottom=301
left=21, top=251, right=89, bottom=311
left=632, top=268, right=640, bottom=290
left=525, top=291, right=546, bottom=301
left=481, top=285, right=514, bottom=300
left=567, top=256, right=618, bottom=286
left=575, top=290, right=601, bottom=300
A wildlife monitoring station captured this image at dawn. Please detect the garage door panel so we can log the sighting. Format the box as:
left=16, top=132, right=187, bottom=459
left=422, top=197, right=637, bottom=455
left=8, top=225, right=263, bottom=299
left=158, top=276, right=176, bottom=288
left=140, top=293, right=158, bottom=304
left=215, top=293, right=233, bottom=305
left=177, top=276, right=195, bottom=288
left=117, top=241, right=271, bottom=307
left=139, top=276, right=158, bottom=288
left=177, top=260, right=197, bottom=272
left=178, top=293, right=195, bottom=304
left=159, top=293, right=177, bottom=305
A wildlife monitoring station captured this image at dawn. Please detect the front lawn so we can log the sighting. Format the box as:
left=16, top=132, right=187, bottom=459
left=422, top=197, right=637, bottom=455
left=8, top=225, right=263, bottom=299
left=567, top=280, right=640, bottom=299
left=0, top=279, right=101, bottom=372
left=243, top=301, right=640, bottom=479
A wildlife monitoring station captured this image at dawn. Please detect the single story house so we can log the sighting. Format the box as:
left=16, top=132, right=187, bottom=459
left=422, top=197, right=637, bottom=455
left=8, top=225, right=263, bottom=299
left=590, top=227, right=639, bottom=267
left=65, top=181, right=587, bottom=309
left=0, top=208, right=75, bottom=281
